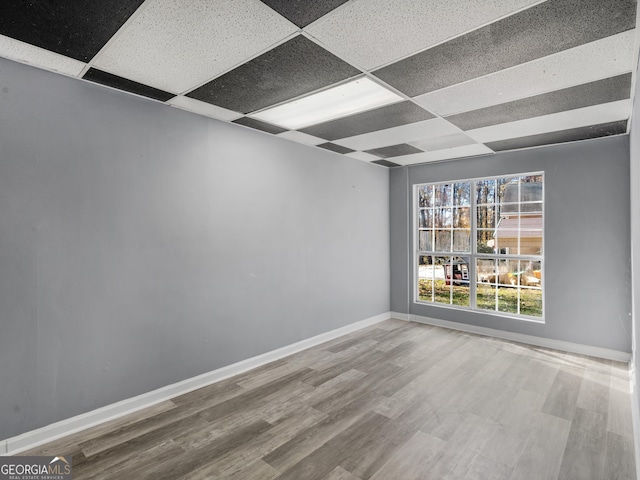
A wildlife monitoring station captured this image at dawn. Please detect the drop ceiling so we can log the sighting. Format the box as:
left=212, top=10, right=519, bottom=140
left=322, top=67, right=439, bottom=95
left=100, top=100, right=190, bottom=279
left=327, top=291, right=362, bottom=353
left=0, top=0, right=637, bottom=167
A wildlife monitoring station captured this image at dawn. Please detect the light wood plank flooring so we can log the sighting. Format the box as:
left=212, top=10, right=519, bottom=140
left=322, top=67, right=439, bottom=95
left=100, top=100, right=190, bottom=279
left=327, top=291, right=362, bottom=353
left=18, top=320, right=636, bottom=479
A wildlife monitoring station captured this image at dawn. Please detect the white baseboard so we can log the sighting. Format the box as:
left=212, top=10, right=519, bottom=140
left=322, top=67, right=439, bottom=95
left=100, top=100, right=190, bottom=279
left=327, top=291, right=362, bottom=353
left=409, top=314, right=632, bottom=363
left=2, top=312, right=391, bottom=456
left=390, top=311, right=409, bottom=321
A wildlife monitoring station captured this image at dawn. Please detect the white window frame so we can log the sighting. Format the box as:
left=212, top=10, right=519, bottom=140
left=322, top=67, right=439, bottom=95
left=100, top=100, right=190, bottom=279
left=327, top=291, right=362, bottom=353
left=413, top=172, right=544, bottom=323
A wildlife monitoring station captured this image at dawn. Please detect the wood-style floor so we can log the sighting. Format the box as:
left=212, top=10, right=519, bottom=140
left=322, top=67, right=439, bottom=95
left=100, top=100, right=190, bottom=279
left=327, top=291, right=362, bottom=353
left=20, top=319, right=636, bottom=479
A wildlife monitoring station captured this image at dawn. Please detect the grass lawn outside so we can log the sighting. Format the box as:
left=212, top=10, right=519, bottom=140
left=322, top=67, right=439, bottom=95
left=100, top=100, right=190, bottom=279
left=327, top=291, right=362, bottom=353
left=419, top=279, right=542, bottom=317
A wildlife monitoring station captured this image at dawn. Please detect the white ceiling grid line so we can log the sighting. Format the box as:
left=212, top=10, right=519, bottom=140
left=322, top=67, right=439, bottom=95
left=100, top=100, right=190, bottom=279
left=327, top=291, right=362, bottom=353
left=0, top=0, right=634, bottom=167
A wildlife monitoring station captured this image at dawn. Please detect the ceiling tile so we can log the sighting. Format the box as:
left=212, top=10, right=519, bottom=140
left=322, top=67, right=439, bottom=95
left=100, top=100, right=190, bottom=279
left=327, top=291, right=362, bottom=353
left=168, top=96, right=242, bottom=121
left=332, top=117, right=461, bottom=151
left=305, top=0, right=540, bottom=70
left=83, top=68, right=175, bottom=102
left=317, top=142, right=355, bottom=154
left=365, top=144, right=423, bottom=158
left=276, top=130, right=326, bottom=146
left=0, top=35, right=85, bottom=77
left=373, top=0, right=636, bottom=97
left=346, top=151, right=382, bottom=162
left=465, top=99, right=631, bottom=143
left=371, top=160, right=401, bottom=168
left=259, top=0, right=349, bottom=27
left=93, top=0, right=298, bottom=94
left=446, top=73, right=632, bottom=131
left=300, top=101, right=434, bottom=141
left=414, top=31, right=636, bottom=116
left=393, top=144, right=495, bottom=166
left=408, top=133, right=476, bottom=152
left=0, top=0, right=145, bottom=62
left=187, top=35, right=360, bottom=114
left=232, top=117, right=287, bottom=135
left=485, top=120, right=628, bottom=151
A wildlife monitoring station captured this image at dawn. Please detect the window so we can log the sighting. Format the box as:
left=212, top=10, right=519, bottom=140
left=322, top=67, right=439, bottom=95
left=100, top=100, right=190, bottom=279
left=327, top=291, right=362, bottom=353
left=415, top=173, right=543, bottom=320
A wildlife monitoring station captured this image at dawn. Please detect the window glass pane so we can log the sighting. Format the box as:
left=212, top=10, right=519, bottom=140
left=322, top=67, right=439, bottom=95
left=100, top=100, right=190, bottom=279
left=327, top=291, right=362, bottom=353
left=476, top=205, right=496, bottom=229
left=434, top=281, right=450, bottom=304
left=418, top=255, right=433, bottom=277
left=418, top=230, right=433, bottom=252
left=448, top=256, right=470, bottom=307
left=433, top=257, right=450, bottom=304
left=497, top=202, right=518, bottom=218
left=453, top=230, right=470, bottom=252
left=498, top=286, right=519, bottom=313
left=418, top=255, right=433, bottom=302
left=477, top=230, right=495, bottom=254
left=418, top=279, right=434, bottom=302
left=521, top=202, right=543, bottom=214
left=419, top=208, right=433, bottom=228
left=453, top=182, right=471, bottom=206
left=520, top=287, right=543, bottom=317
left=477, top=258, right=496, bottom=283
left=494, top=229, right=518, bottom=255
left=434, top=208, right=452, bottom=228
left=454, top=207, right=470, bottom=228
left=418, top=185, right=433, bottom=207
left=497, top=259, right=520, bottom=285
left=518, top=216, right=542, bottom=233
left=520, top=176, right=543, bottom=202
left=497, top=177, right=520, bottom=204
left=435, top=230, right=452, bottom=252
left=519, top=234, right=542, bottom=255
left=521, top=260, right=542, bottom=287
left=476, top=179, right=496, bottom=205
left=477, top=283, right=496, bottom=311
left=434, top=184, right=452, bottom=206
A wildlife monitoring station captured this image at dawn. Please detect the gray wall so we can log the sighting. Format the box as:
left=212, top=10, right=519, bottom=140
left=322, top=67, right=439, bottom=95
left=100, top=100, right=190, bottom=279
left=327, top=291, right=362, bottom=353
left=0, top=57, right=390, bottom=440
left=390, top=135, right=632, bottom=352
left=630, top=55, right=640, bottom=453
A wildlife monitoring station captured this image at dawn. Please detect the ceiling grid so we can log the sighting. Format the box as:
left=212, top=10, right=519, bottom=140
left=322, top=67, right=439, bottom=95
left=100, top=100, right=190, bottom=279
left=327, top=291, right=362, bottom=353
left=0, top=0, right=636, bottom=167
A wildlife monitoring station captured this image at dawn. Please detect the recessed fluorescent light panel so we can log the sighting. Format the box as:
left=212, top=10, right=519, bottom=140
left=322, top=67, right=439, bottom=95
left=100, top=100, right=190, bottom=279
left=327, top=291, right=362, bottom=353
left=250, top=77, right=403, bottom=130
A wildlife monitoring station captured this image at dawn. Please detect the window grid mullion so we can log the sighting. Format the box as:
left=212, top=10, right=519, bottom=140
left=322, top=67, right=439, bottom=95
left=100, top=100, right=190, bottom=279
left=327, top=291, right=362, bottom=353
left=470, top=180, right=477, bottom=310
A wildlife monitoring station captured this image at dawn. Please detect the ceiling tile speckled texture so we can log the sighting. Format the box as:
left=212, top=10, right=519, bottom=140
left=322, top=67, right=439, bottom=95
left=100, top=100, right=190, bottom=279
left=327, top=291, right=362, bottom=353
left=187, top=35, right=360, bottom=113
left=259, top=0, right=349, bottom=27
left=305, top=0, right=542, bottom=70
left=373, top=0, right=636, bottom=97
left=414, top=31, right=636, bottom=117
left=233, top=116, right=288, bottom=135
left=92, top=0, right=298, bottom=94
left=365, top=144, right=424, bottom=158
left=0, top=0, right=636, bottom=167
left=0, top=0, right=146, bottom=62
left=317, top=142, right=355, bottom=154
left=300, top=102, right=435, bottom=141
left=372, top=160, right=401, bottom=168
left=83, top=68, right=176, bottom=102
left=485, top=120, right=629, bottom=151
left=466, top=100, right=631, bottom=144
left=445, top=73, right=632, bottom=131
